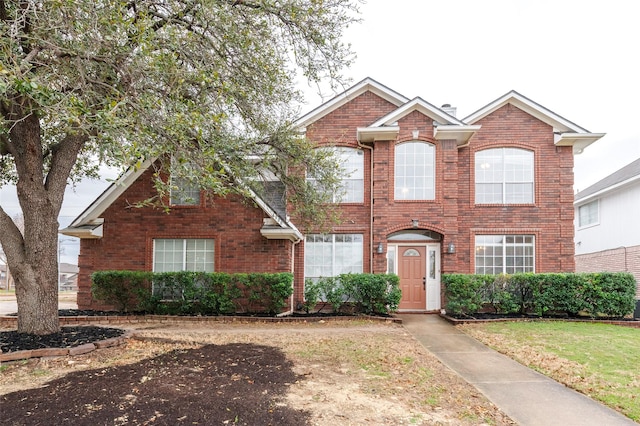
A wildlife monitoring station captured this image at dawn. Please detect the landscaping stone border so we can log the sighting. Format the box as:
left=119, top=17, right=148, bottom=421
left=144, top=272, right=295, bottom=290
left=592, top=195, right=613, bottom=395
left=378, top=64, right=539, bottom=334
left=441, top=314, right=640, bottom=328
left=0, top=314, right=401, bottom=362
left=0, top=331, right=133, bottom=362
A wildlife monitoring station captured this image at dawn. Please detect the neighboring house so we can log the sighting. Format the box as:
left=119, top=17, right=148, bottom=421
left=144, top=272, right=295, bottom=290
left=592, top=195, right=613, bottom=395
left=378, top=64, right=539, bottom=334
left=574, top=158, right=640, bottom=312
left=62, top=78, right=603, bottom=312
left=0, top=264, right=7, bottom=290
left=59, top=262, right=79, bottom=291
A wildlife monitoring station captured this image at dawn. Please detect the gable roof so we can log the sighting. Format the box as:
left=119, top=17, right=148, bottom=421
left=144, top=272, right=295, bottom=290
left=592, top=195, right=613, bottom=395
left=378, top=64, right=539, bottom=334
left=60, top=159, right=302, bottom=242
left=575, top=157, right=640, bottom=204
left=464, top=90, right=605, bottom=154
left=359, top=97, right=481, bottom=145
left=295, top=77, right=409, bottom=129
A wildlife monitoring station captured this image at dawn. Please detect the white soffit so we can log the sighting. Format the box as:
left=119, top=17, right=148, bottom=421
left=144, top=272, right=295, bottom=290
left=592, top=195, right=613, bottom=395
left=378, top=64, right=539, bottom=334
left=433, top=125, right=482, bottom=145
left=295, top=77, right=409, bottom=129
left=554, top=132, right=606, bottom=154
left=356, top=126, right=400, bottom=143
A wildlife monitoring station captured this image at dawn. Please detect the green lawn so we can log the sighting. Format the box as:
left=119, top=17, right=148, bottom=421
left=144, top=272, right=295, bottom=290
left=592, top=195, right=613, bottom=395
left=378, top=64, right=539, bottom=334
left=461, top=321, right=640, bottom=422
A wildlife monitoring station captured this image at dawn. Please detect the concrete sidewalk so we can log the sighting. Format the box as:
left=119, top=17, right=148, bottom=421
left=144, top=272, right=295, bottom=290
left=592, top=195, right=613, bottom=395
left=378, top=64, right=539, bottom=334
left=0, top=292, right=77, bottom=316
left=399, top=314, right=637, bottom=426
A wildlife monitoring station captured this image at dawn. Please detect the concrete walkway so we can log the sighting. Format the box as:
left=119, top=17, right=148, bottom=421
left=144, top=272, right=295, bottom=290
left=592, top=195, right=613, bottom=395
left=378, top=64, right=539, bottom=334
left=399, top=314, right=637, bottom=426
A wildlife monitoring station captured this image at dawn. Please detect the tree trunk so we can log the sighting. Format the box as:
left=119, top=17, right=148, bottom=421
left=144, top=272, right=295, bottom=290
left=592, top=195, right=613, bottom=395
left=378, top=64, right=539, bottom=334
left=0, top=107, right=79, bottom=335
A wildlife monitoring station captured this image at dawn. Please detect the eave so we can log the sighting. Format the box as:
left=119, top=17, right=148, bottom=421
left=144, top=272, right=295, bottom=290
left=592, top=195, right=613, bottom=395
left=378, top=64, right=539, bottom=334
left=433, top=125, right=481, bottom=146
left=357, top=126, right=400, bottom=143
left=59, top=222, right=103, bottom=239
left=554, top=132, right=606, bottom=154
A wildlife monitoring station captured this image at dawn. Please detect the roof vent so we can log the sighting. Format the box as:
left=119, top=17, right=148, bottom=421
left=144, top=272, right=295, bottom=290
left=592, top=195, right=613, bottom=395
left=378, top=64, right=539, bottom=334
left=441, top=103, right=457, bottom=118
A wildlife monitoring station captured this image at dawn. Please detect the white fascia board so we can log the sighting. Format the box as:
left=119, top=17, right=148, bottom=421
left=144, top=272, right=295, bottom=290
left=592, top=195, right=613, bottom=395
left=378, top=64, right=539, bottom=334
left=370, top=97, right=465, bottom=128
left=357, top=126, right=400, bottom=143
left=433, top=125, right=482, bottom=145
left=59, top=223, right=103, bottom=239
left=554, top=132, right=606, bottom=154
left=295, top=78, right=409, bottom=129
left=68, top=159, right=154, bottom=228
left=260, top=226, right=302, bottom=242
left=241, top=182, right=303, bottom=242
left=574, top=174, right=640, bottom=205
left=464, top=90, right=591, bottom=134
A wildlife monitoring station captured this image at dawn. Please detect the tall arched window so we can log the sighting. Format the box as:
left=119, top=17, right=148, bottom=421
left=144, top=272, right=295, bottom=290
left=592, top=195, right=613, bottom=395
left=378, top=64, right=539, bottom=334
left=475, top=147, right=534, bottom=204
left=394, top=142, right=435, bottom=200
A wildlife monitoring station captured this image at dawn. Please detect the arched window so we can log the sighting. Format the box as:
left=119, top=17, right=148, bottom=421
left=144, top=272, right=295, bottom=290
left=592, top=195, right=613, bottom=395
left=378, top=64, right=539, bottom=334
left=395, top=142, right=435, bottom=200
left=475, top=148, right=534, bottom=204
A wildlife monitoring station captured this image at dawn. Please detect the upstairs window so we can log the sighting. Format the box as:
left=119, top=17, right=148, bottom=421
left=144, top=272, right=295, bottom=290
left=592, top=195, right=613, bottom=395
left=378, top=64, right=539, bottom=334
left=578, top=200, right=599, bottom=228
left=475, top=148, right=534, bottom=204
left=308, top=147, right=364, bottom=203
left=170, top=162, right=200, bottom=206
left=395, top=142, right=435, bottom=200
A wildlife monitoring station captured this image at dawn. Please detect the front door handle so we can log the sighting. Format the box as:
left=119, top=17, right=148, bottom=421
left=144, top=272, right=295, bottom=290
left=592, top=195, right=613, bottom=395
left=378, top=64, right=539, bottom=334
left=422, top=277, right=426, bottom=290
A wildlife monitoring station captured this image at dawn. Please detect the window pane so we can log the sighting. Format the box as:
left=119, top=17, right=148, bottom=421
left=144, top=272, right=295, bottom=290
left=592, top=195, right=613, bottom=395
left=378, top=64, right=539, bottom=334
left=307, top=147, right=364, bottom=203
left=475, top=234, right=534, bottom=274
left=304, top=234, right=363, bottom=281
left=578, top=200, right=599, bottom=227
left=153, top=238, right=214, bottom=273
left=395, top=142, right=435, bottom=200
left=170, top=161, right=201, bottom=205
left=475, top=148, right=534, bottom=204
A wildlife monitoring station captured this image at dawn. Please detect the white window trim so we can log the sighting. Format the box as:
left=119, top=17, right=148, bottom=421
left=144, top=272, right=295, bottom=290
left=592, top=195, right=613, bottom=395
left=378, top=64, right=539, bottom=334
left=394, top=141, right=436, bottom=201
left=474, top=234, right=536, bottom=275
left=577, top=200, right=600, bottom=229
left=307, top=147, right=364, bottom=203
left=475, top=147, right=535, bottom=205
left=152, top=238, right=215, bottom=273
left=304, top=234, right=364, bottom=281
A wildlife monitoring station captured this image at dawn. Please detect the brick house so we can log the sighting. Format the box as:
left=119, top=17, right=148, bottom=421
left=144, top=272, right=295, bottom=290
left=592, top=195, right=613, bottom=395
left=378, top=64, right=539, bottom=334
left=62, top=78, right=603, bottom=312
left=574, top=158, right=640, bottom=313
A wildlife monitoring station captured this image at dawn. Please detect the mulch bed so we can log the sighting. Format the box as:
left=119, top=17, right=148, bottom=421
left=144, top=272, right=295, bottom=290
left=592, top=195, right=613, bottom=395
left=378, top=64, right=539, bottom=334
left=0, top=326, right=125, bottom=353
left=1, top=343, right=310, bottom=425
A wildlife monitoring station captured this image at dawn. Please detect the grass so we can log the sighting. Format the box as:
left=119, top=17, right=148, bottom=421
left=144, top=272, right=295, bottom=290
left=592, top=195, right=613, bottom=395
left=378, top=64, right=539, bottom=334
left=461, top=321, right=640, bottom=421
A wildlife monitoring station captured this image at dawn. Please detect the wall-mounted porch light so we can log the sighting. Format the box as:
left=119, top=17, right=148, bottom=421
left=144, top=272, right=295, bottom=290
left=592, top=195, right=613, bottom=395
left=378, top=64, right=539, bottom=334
left=376, top=242, right=384, bottom=254
left=447, top=242, right=456, bottom=254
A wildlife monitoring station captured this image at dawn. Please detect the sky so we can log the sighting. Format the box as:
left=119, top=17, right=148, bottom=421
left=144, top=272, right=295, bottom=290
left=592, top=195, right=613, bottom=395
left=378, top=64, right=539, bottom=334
left=1, top=0, right=639, bottom=265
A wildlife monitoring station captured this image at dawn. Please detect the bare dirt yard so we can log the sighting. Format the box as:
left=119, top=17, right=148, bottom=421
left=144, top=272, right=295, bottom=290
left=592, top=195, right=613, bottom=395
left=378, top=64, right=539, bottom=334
left=1, top=320, right=514, bottom=425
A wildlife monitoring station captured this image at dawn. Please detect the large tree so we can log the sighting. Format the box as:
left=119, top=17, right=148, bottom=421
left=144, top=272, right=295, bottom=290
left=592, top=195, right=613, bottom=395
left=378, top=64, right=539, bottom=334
left=0, top=0, right=358, bottom=334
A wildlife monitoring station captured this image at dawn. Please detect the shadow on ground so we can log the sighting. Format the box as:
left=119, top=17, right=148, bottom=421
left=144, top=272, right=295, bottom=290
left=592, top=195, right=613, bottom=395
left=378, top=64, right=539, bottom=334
left=1, top=343, right=310, bottom=425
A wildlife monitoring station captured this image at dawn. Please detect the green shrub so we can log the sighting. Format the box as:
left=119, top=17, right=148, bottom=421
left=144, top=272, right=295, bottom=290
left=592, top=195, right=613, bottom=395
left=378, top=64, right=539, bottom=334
left=92, top=270, right=292, bottom=315
left=302, top=273, right=401, bottom=315
left=240, top=273, right=294, bottom=314
left=443, top=272, right=637, bottom=318
left=303, top=277, right=345, bottom=313
left=442, top=274, right=484, bottom=315
left=341, top=273, right=401, bottom=315
left=91, top=270, right=153, bottom=312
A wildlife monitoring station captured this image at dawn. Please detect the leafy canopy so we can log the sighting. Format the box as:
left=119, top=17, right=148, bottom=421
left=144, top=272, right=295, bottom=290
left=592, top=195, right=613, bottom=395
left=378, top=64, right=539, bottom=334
left=0, top=0, right=359, bottom=222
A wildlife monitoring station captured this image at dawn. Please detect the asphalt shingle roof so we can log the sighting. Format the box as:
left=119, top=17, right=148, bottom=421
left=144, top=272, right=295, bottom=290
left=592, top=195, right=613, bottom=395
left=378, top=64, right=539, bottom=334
left=575, top=157, right=640, bottom=201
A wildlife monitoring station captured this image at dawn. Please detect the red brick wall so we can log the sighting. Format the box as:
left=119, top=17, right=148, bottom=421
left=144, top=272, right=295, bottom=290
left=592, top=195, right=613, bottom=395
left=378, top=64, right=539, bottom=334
left=77, top=167, right=293, bottom=310
left=78, top=90, right=579, bottom=310
left=296, top=95, right=577, bottom=301
left=576, top=245, right=640, bottom=298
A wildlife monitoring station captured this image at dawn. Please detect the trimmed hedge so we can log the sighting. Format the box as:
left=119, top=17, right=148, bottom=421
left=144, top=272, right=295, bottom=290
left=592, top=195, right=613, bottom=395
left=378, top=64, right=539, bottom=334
left=303, top=273, right=401, bottom=315
left=443, top=272, right=637, bottom=318
left=91, top=271, right=293, bottom=315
